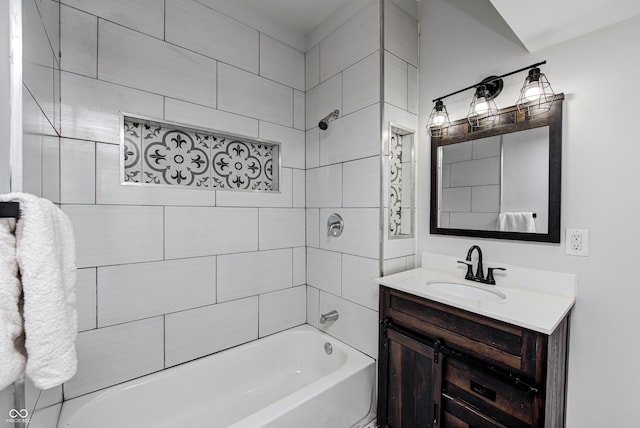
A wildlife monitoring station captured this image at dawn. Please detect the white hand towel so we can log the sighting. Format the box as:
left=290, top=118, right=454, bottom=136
left=0, top=193, right=78, bottom=389
left=496, top=212, right=536, bottom=233
left=0, top=217, right=26, bottom=391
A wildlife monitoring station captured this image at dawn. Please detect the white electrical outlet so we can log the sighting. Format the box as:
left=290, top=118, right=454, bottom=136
left=565, top=228, right=589, bottom=256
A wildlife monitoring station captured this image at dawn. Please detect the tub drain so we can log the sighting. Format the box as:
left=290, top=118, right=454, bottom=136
left=324, top=342, right=333, bottom=355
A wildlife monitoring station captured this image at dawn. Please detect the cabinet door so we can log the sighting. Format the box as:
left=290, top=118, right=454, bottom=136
left=382, top=327, right=443, bottom=427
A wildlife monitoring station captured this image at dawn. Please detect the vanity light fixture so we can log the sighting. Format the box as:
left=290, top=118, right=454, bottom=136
left=516, top=67, right=555, bottom=116
left=427, top=100, right=451, bottom=137
left=428, top=60, right=553, bottom=135
left=467, top=84, right=499, bottom=129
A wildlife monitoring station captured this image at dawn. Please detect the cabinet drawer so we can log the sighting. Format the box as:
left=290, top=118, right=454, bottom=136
left=443, top=357, right=534, bottom=428
left=442, top=395, right=506, bottom=428
left=386, top=288, right=543, bottom=376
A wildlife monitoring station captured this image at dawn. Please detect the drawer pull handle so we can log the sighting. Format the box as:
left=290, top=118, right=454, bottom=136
left=470, top=380, right=496, bottom=401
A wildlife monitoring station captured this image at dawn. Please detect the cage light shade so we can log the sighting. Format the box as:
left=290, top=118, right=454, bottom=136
left=516, top=67, right=555, bottom=116
left=427, top=100, right=451, bottom=137
left=467, top=85, right=498, bottom=129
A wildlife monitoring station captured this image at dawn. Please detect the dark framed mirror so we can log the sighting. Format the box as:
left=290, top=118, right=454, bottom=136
left=430, top=94, right=563, bottom=243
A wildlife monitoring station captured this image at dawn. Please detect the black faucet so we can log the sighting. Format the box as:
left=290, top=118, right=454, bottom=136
left=457, top=245, right=506, bottom=285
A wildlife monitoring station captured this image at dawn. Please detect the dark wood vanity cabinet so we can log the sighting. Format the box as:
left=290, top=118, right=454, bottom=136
left=378, top=286, right=570, bottom=428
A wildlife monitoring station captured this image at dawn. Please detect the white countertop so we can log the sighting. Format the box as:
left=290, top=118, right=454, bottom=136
left=376, top=256, right=576, bottom=335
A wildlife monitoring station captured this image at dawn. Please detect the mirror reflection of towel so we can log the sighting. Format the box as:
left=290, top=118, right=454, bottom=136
left=497, top=212, right=536, bottom=233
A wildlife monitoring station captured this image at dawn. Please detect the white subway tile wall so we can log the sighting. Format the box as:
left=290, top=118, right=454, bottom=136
left=75, top=268, right=97, bottom=332
left=342, top=52, right=380, bottom=116
left=64, top=205, right=165, bottom=268
left=165, top=0, right=259, bottom=73
left=97, top=257, right=217, bottom=327
left=259, top=121, right=305, bottom=169
left=164, top=97, right=260, bottom=139
left=258, top=208, right=306, bottom=250
left=294, top=90, right=306, bottom=130
left=52, top=0, right=311, bottom=399
left=65, top=317, right=165, bottom=398
left=307, top=247, right=342, bottom=295
left=60, top=139, right=95, bottom=204
left=62, top=0, right=165, bottom=39
left=60, top=5, right=97, bottom=78
left=319, top=208, right=381, bottom=259
left=384, top=0, right=419, bottom=67
left=318, top=291, right=378, bottom=358
left=217, top=249, right=293, bottom=302
left=301, top=0, right=417, bottom=359
left=342, top=156, right=381, bottom=208
left=258, top=286, right=307, bottom=337
left=164, top=297, right=259, bottom=367
left=218, top=63, right=294, bottom=127
left=305, top=74, right=342, bottom=131
left=319, top=104, right=380, bottom=166
left=13, top=0, right=419, bottom=402
left=319, top=1, right=380, bottom=82
left=16, top=0, right=63, bottom=412
left=305, top=45, right=320, bottom=91
left=384, top=51, right=409, bottom=110
left=306, top=163, right=343, bottom=207
left=259, top=34, right=305, bottom=91
left=98, top=21, right=218, bottom=107
left=382, top=2, right=419, bottom=270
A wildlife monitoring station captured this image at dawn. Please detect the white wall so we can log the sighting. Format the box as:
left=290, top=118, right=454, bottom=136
left=418, top=1, right=640, bottom=426
left=57, top=0, right=306, bottom=401
left=304, top=0, right=381, bottom=359
left=382, top=0, right=419, bottom=273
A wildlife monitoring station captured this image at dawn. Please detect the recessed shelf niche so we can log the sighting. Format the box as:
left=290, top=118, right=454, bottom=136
left=121, top=115, right=280, bottom=192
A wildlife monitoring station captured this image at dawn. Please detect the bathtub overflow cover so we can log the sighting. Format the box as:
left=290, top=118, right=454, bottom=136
left=324, top=342, right=333, bottom=355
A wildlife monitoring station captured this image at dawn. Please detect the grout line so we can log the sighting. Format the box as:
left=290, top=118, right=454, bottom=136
left=95, top=18, right=99, bottom=78
left=92, top=141, right=97, bottom=203
left=94, top=268, right=98, bottom=330
left=257, top=207, right=261, bottom=251
left=162, top=206, right=166, bottom=260
left=341, top=163, right=344, bottom=208
left=215, top=61, right=218, bottom=109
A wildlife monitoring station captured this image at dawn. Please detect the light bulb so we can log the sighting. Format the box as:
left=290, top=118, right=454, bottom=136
left=432, top=113, right=446, bottom=125
left=525, top=84, right=541, bottom=102
left=474, top=99, right=488, bottom=115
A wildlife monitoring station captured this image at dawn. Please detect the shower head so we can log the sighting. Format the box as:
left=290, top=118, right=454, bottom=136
left=318, top=109, right=340, bottom=130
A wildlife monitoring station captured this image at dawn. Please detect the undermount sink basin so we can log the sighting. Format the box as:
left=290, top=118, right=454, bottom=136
left=427, top=281, right=506, bottom=301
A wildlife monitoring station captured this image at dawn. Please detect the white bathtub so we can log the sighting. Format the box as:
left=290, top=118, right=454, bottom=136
left=57, top=325, right=376, bottom=428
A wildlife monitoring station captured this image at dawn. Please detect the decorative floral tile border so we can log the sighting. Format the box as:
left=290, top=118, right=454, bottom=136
left=122, top=115, right=279, bottom=192
left=389, top=131, right=403, bottom=236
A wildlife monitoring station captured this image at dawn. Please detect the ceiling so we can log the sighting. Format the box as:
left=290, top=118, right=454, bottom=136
left=489, top=0, right=640, bottom=52
left=225, top=0, right=640, bottom=54
left=234, top=0, right=353, bottom=36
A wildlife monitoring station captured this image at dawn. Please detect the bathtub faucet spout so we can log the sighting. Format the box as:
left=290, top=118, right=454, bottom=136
left=320, top=310, right=339, bottom=324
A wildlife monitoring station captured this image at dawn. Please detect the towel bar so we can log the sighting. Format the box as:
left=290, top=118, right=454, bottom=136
left=0, top=201, right=20, bottom=218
